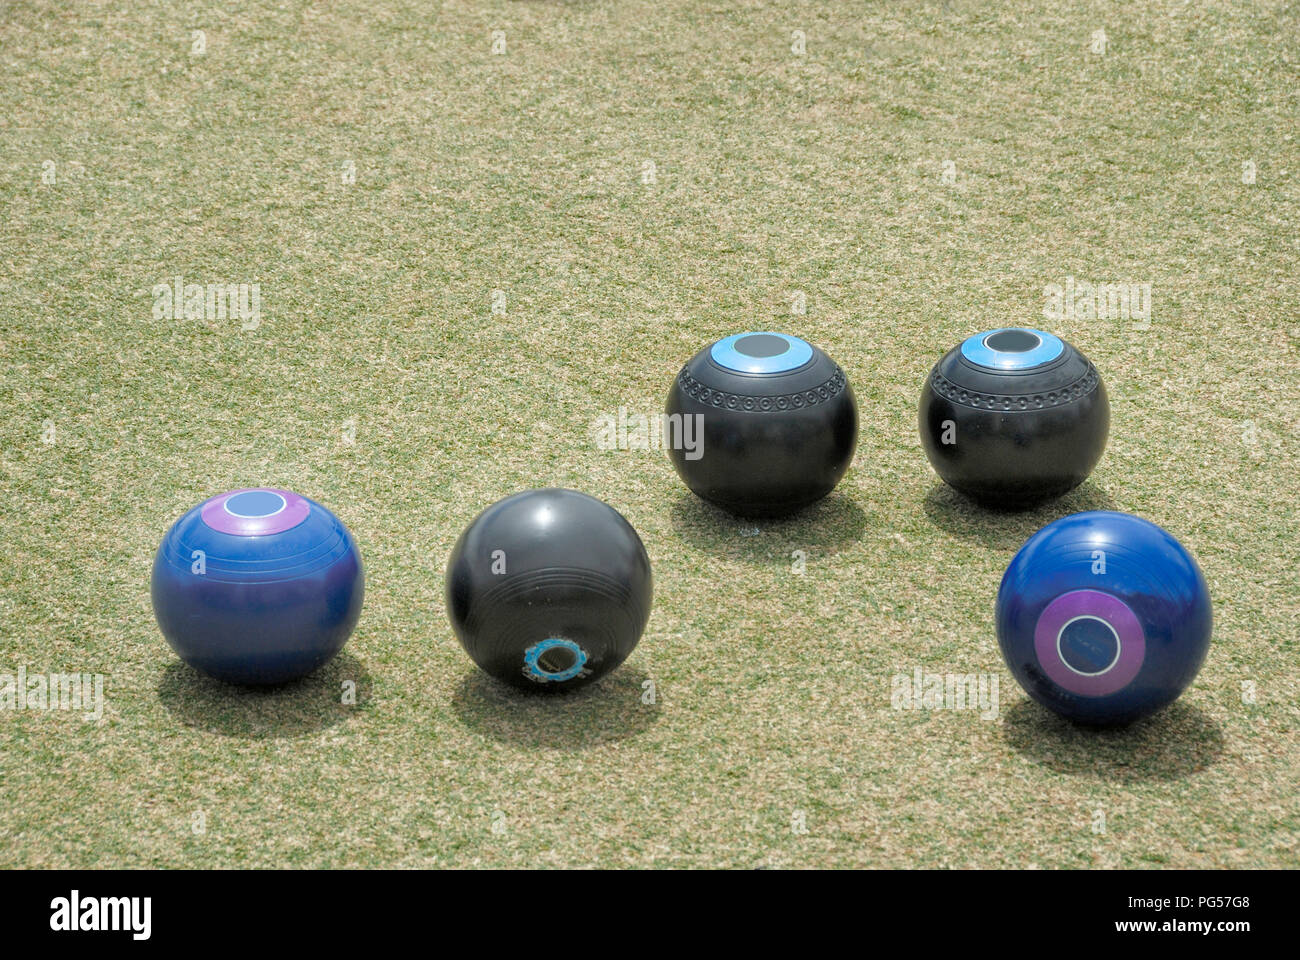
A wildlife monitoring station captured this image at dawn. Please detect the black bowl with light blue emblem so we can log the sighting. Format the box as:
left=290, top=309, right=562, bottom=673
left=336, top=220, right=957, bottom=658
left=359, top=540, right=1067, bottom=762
left=665, top=332, right=858, bottom=517
left=919, top=327, right=1109, bottom=508
left=445, top=489, right=652, bottom=692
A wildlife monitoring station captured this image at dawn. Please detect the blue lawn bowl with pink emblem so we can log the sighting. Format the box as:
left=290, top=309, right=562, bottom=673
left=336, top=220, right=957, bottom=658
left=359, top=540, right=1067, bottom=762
left=996, top=511, right=1211, bottom=726
left=151, top=488, right=364, bottom=685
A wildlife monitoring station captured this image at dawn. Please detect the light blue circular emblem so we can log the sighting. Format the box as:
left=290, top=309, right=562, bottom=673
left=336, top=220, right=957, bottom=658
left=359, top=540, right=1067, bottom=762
left=959, top=328, right=1064, bottom=370
left=710, top=332, right=814, bottom=374
left=522, top=638, right=588, bottom=683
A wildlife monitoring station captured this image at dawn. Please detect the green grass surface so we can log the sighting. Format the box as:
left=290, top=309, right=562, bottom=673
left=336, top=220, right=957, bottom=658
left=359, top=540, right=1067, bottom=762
left=1, top=0, right=1297, bottom=868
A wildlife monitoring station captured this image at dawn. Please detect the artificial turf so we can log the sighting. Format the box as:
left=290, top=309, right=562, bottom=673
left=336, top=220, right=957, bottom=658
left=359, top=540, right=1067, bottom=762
left=1, top=0, right=1296, bottom=867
